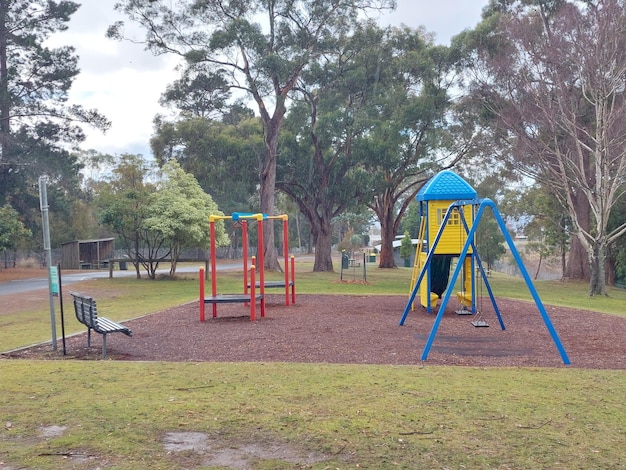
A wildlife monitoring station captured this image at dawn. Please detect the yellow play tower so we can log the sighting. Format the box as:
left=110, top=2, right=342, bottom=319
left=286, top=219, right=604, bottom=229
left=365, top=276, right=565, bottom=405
left=409, top=170, right=477, bottom=312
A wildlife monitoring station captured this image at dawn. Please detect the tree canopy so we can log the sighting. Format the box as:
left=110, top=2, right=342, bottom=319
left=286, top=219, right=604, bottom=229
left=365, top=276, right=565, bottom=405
left=278, top=22, right=466, bottom=270
left=150, top=114, right=262, bottom=216
left=0, top=0, right=109, bottom=236
left=146, top=159, right=227, bottom=276
left=0, top=203, right=31, bottom=252
left=461, top=0, right=626, bottom=295
left=109, top=0, right=395, bottom=270
left=96, top=155, right=226, bottom=279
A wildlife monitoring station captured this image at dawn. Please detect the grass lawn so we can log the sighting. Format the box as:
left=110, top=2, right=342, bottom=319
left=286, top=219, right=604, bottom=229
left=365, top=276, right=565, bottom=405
left=1, top=261, right=626, bottom=469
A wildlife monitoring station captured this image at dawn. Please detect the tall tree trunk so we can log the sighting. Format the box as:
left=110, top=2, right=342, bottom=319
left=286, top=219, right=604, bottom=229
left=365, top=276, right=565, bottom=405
left=259, top=115, right=282, bottom=271
left=559, top=238, right=567, bottom=279
left=588, top=237, right=608, bottom=296
left=295, top=212, right=302, bottom=251
left=375, top=189, right=402, bottom=268
left=605, top=253, right=616, bottom=287
left=565, top=192, right=590, bottom=280
left=312, top=215, right=334, bottom=272
left=302, top=202, right=335, bottom=272
left=133, top=232, right=141, bottom=279
left=378, top=213, right=397, bottom=268
left=260, top=151, right=279, bottom=269
left=534, top=253, right=543, bottom=280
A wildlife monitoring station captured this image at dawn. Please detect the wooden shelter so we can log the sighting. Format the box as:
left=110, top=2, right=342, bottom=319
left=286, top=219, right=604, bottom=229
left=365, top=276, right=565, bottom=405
left=61, top=238, right=115, bottom=270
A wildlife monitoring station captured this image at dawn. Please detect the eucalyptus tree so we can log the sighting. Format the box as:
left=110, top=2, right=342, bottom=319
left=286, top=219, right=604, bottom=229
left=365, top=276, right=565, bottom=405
left=109, top=0, right=395, bottom=270
left=279, top=22, right=470, bottom=270
left=463, top=0, right=626, bottom=295
left=277, top=22, right=387, bottom=271
left=361, top=27, right=469, bottom=268
left=0, top=0, right=109, bottom=231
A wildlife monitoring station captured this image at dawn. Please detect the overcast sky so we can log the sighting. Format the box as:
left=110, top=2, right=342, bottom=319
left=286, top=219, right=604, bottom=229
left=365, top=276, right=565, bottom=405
left=51, top=0, right=488, bottom=157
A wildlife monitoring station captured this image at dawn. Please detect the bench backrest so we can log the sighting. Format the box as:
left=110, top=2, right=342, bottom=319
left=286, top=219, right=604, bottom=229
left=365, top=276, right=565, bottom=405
left=71, top=293, right=98, bottom=329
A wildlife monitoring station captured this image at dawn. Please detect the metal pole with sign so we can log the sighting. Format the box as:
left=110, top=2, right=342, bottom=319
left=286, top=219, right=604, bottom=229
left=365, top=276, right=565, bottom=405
left=39, top=176, right=57, bottom=350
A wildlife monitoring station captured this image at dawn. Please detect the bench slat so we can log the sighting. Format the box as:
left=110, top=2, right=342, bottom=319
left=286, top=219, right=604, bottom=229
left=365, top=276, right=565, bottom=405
left=96, top=317, right=132, bottom=336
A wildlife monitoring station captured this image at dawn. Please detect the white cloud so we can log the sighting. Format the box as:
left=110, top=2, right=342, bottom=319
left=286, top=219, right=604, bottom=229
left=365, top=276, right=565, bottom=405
left=53, top=0, right=487, bottom=157
left=72, top=65, right=179, bottom=155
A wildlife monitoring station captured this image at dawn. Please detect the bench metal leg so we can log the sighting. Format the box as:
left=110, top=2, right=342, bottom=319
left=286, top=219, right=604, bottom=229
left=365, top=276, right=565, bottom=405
left=102, top=334, right=107, bottom=359
left=87, top=328, right=91, bottom=347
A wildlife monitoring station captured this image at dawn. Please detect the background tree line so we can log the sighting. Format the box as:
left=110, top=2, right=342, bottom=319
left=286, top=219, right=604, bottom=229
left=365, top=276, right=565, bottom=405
left=1, top=0, right=625, bottom=293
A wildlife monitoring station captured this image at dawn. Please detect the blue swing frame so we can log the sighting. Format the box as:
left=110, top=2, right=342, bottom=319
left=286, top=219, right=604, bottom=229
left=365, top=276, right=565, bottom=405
left=400, top=198, right=570, bottom=365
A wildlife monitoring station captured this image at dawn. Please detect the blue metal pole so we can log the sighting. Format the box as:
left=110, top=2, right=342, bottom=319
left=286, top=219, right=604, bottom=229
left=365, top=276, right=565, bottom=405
left=485, top=199, right=571, bottom=365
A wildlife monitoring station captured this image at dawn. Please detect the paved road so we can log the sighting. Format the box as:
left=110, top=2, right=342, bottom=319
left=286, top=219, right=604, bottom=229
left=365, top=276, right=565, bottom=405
left=0, top=263, right=241, bottom=297
left=0, top=270, right=115, bottom=296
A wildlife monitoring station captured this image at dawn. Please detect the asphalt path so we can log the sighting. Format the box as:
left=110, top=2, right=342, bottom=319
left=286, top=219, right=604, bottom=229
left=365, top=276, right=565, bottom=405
left=0, top=263, right=241, bottom=297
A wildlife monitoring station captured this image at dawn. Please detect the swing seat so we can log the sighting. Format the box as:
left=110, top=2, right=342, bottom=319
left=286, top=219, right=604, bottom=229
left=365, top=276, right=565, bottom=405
left=471, top=319, right=489, bottom=327
left=455, top=305, right=472, bottom=315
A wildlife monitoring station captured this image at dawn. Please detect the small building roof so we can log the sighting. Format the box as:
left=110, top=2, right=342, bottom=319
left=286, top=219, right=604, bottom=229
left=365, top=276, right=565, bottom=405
left=61, top=237, right=115, bottom=246
left=416, top=170, right=477, bottom=201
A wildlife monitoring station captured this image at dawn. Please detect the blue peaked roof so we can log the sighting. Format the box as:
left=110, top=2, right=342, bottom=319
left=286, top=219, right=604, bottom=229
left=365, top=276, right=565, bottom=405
left=416, top=170, right=477, bottom=201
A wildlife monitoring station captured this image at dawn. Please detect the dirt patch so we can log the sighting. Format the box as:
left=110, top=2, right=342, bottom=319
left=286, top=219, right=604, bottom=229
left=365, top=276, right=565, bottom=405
left=5, top=294, right=626, bottom=369
left=163, top=432, right=328, bottom=468
left=38, top=426, right=67, bottom=439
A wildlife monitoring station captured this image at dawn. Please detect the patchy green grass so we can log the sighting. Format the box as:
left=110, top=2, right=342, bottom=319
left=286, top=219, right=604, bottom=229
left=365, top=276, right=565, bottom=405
left=1, top=361, right=625, bottom=469
left=481, top=271, right=626, bottom=316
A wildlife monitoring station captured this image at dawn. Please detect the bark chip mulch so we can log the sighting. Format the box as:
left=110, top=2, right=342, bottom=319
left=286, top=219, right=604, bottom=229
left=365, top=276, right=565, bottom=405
left=6, top=294, right=626, bottom=369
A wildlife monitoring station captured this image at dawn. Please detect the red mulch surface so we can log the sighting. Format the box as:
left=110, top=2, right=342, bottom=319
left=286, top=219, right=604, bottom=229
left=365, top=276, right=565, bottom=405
left=5, top=294, right=626, bottom=369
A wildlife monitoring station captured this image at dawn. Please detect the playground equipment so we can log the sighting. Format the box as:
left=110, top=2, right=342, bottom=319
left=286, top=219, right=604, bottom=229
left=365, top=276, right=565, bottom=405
left=199, top=212, right=295, bottom=322
left=400, top=171, right=570, bottom=364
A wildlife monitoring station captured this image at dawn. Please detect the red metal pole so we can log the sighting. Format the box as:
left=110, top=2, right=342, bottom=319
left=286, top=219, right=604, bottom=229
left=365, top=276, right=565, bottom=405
left=199, top=267, right=205, bottom=322
left=210, top=219, right=218, bottom=318
left=250, top=265, right=256, bottom=321
left=283, top=217, right=289, bottom=306
left=291, top=255, right=296, bottom=304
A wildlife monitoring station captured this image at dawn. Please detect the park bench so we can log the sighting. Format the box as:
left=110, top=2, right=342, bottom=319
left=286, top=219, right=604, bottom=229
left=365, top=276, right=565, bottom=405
left=70, top=292, right=132, bottom=359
